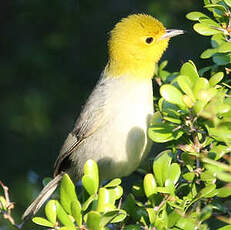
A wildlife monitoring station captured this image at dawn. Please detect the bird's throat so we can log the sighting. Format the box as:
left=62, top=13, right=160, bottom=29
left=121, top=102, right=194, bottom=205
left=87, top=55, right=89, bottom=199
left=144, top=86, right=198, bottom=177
left=105, top=58, right=156, bottom=80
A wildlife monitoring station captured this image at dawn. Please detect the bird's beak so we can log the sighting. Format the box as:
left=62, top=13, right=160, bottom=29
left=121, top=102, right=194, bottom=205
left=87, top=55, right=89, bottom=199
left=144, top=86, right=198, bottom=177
left=159, top=29, right=184, bottom=40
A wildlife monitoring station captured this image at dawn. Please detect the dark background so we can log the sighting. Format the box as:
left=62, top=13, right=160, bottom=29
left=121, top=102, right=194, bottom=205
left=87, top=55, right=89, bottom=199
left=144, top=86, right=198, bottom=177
left=0, top=0, right=208, bottom=229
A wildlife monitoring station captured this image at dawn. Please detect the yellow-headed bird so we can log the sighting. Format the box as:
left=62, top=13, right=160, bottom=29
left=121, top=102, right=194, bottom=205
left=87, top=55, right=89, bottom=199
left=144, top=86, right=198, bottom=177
left=22, top=14, right=183, bottom=220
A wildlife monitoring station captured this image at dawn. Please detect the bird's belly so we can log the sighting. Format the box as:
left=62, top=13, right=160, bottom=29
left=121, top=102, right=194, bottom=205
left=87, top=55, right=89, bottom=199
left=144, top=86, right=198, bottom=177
left=78, top=100, right=152, bottom=180
left=70, top=78, right=153, bottom=180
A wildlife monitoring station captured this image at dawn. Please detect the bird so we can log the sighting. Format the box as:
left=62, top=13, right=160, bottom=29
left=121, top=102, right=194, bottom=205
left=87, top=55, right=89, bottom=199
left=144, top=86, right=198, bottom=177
left=22, top=13, right=183, bottom=220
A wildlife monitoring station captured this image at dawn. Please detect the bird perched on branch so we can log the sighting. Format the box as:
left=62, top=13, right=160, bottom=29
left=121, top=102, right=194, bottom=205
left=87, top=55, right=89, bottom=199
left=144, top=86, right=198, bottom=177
left=22, top=14, right=183, bottom=220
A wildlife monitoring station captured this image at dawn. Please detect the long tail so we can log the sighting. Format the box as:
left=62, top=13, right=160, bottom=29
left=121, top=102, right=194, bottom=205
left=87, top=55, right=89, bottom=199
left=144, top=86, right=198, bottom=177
left=22, top=173, right=64, bottom=221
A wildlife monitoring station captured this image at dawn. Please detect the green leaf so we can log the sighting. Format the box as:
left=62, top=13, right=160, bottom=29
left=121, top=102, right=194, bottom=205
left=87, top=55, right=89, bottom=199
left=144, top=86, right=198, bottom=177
left=104, top=178, right=121, bottom=188
left=175, top=217, right=197, bottom=230
left=224, top=0, right=231, bottom=7
left=111, top=186, right=123, bottom=200
left=180, top=61, right=199, bottom=84
left=197, top=184, right=216, bottom=199
left=168, top=210, right=181, bottom=228
left=200, top=48, right=217, bottom=59
left=213, top=54, right=231, bottom=65
left=60, top=174, right=78, bottom=214
left=71, top=200, right=82, bottom=226
left=182, top=95, right=194, bottom=108
left=193, top=78, right=209, bottom=99
left=193, top=23, right=221, bottom=36
left=204, top=3, right=228, bottom=12
left=186, top=11, right=209, bottom=21
left=209, top=144, right=231, bottom=160
left=32, top=217, right=54, bottom=228
left=59, top=227, right=76, bottom=230
left=198, top=88, right=217, bottom=103
left=82, top=176, right=96, bottom=196
left=166, top=163, right=181, bottom=185
left=102, top=209, right=127, bottom=224
left=82, top=159, right=99, bottom=195
left=177, top=75, right=195, bottom=100
left=160, top=99, right=182, bottom=122
left=218, top=225, right=231, bottom=230
left=82, top=194, right=96, bottom=211
left=207, top=122, right=231, bottom=144
left=159, top=60, right=168, bottom=71
left=198, top=18, right=220, bottom=27
left=0, top=196, right=7, bottom=211
left=143, top=173, right=157, bottom=199
left=199, top=205, right=213, bottom=222
left=86, top=211, right=102, bottom=230
left=160, top=84, right=186, bottom=109
left=146, top=208, right=157, bottom=224
left=45, top=200, right=57, bottom=225
left=209, top=72, right=224, bottom=86
left=218, top=42, right=231, bottom=53
left=148, top=112, right=183, bottom=143
left=56, top=201, right=75, bottom=227
left=183, top=172, right=195, bottom=181
left=217, top=186, right=231, bottom=197
left=153, top=150, right=172, bottom=186
left=97, top=188, right=115, bottom=213
left=211, top=33, right=225, bottom=48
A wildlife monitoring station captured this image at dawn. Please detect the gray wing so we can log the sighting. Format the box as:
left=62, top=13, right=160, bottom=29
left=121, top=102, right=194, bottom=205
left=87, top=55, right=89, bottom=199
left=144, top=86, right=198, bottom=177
left=54, top=76, right=110, bottom=176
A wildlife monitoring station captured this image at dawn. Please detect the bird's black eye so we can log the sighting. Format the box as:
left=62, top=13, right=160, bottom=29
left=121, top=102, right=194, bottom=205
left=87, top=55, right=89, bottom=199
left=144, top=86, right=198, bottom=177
left=145, top=37, right=153, bottom=44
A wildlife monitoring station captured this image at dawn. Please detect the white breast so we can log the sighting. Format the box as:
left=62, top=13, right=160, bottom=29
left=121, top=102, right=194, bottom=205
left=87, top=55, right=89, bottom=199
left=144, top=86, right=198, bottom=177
left=70, top=76, right=154, bottom=180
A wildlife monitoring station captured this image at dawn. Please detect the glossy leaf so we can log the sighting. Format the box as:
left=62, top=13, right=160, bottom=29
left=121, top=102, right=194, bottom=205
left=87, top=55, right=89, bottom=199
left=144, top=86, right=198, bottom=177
left=218, top=42, right=231, bottom=53
left=32, top=217, right=54, bottom=228
left=104, top=178, right=121, bottom=188
left=0, top=196, right=7, bottom=211
left=218, top=225, right=231, bottom=230
left=82, top=194, right=96, bottom=211
left=60, top=174, right=78, bottom=214
left=146, top=208, right=156, bottom=224
left=59, top=226, right=76, bottom=230
left=193, top=77, right=209, bottom=99
left=199, top=205, right=213, bottom=222
left=217, top=186, right=231, bottom=198
left=209, top=72, right=224, bottom=86
left=143, top=173, right=157, bottom=199
left=186, top=11, right=209, bottom=21
left=180, top=61, right=199, bottom=84
left=86, top=211, right=102, bottom=230
left=71, top=200, right=82, bottom=226
left=200, top=48, right=217, bottom=59
left=45, top=200, right=57, bottom=225
left=97, top=188, right=115, bottom=213
left=59, top=227, right=76, bottom=230
left=82, top=159, right=99, bottom=195
left=177, top=75, right=195, bottom=100
left=197, top=184, right=216, bottom=199
left=193, top=23, right=221, bottom=36
left=148, top=112, right=183, bottom=143
left=153, top=150, right=172, bottom=186
left=103, top=209, right=127, bottom=224
left=183, top=172, right=195, bottom=182
left=166, top=163, right=181, bottom=185
left=224, top=0, right=231, bottom=7
left=160, top=84, right=186, bottom=109
left=213, top=54, right=231, bottom=65
left=55, top=201, right=75, bottom=227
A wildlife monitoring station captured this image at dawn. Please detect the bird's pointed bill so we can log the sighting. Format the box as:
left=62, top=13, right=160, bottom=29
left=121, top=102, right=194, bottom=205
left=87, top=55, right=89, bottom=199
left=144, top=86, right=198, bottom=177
left=159, top=29, right=184, bottom=40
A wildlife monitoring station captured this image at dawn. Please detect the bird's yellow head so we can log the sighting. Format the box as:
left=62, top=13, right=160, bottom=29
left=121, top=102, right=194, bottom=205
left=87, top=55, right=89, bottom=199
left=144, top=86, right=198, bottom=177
left=105, top=14, right=183, bottom=80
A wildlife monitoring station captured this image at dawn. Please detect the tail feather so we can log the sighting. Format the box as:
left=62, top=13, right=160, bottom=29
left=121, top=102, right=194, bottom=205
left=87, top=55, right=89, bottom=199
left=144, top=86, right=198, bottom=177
left=22, top=173, right=64, bottom=221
